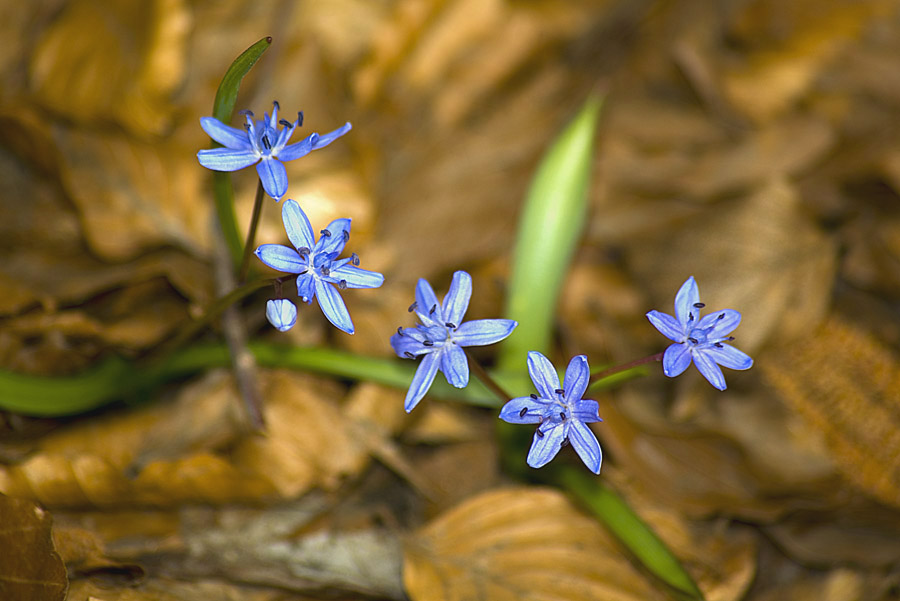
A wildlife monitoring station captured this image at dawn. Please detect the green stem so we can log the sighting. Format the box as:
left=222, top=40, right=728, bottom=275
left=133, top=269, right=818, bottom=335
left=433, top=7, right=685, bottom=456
left=464, top=348, right=512, bottom=402
left=238, top=179, right=265, bottom=282
left=214, top=173, right=243, bottom=268
left=589, top=351, right=663, bottom=384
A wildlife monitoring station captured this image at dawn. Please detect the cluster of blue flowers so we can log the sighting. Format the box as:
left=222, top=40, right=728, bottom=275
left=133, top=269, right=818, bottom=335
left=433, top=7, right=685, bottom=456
left=198, top=102, right=752, bottom=475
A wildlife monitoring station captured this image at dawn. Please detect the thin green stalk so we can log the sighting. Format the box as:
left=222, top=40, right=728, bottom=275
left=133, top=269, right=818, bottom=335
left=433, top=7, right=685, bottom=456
left=238, top=179, right=266, bottom=282
left=589, top=351, right=663, bottom=384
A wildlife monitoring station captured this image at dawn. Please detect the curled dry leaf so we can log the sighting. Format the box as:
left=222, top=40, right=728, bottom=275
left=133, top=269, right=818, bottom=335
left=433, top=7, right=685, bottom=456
left=0, top=495, right=67, bottom=601
left=761, top=316, right=900, bottom=509
left=404, top=487, right=666, bottom=601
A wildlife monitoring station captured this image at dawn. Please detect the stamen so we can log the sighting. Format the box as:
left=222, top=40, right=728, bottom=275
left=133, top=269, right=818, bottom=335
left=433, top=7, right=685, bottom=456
left=321, top=266, right=330, bottom=276
left=351, top=252, right=360, bottom=266
left=693, top=302, right=705, bottom=308
left=273, top=100, right=280, bottom=111
left=519, top=407, right=528, bottom=418
left=559, top=412, right=566, bottom=421
left=535, top=428, right=545, bottom=439
left=554, top=388, right=565, bottom=395
left=727, top=336, right=735, bottom=341
left=338, top=279, right=347, bottom=290
left=298, top=247, right=310, bottom=259
left=408, top=301, right=417, bottom=313
left=429, top=304, right=437, bottom=315
left=689, top=312, right=694, bottom=321
left=688, top=337, right=699, bottom=344
left=397, top=327, right=404, bottom=336
left=717, top=313, right=725, bottom=320
left=342, top=230, right=350, bottom=244
left=279, top=118, right=292, bottom=128
left=714, top=342, right=723, bottom=348
left=243, top=123, right=252, bottom=131
left=530, top=393, right=538, bottom=400
left=561, top=437, right=570, bottom=448
left=239, top=109, right=254, bottom=117
left=445, top=322, right=457, bottom=329
left=423, top=340, right=434, bottom=347
left=297, top=111, right=304, bottom=127
left=404, top=351, right=415, bottom=359
left=262, top=135, right=271, bottom=150
left=320, top=229, right=332, bottom=238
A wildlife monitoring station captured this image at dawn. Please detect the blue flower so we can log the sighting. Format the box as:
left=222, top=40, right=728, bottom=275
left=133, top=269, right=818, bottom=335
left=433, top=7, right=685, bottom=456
left=266, top=298, right=297, bottom=332
left=499, top=352, right=603, bottom=474
left=197, top=101, right=352, bottom=200
left=646, top=276, right=753, bottom=391
left=255, top=199, right=383, bottom=334
left=390, top=271, right=517, bottom=412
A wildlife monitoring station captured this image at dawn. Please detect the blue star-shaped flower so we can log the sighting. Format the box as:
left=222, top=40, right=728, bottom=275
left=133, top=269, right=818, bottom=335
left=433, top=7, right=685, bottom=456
left=255, top=199, right=384, bottom=334
left=197, top=101, right=352, bottom=200
left=646, top=276, right=753, bottom=390
left=390, top=271, right=517, bottom=412
left=499, top=352, right=603, bottom=474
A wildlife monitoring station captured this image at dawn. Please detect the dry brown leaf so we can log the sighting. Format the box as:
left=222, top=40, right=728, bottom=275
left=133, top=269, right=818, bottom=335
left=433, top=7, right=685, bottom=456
left=761, top=317, right=900, bottom=509
left=66, top=577, right=334, bottom=601
left=29, top=0, right=190, bottom=135
left=404, top=487, right=666, bottom=601
left=0, top=495, right=67, bottom=601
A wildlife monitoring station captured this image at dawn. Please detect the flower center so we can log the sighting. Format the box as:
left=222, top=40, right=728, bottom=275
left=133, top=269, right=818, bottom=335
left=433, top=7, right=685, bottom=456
left=687, top=327, right=710, bottom=346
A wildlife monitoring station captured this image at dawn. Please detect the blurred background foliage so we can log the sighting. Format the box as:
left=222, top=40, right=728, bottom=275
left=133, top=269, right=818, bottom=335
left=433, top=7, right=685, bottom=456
left=1, top=0, right=900, bottom=600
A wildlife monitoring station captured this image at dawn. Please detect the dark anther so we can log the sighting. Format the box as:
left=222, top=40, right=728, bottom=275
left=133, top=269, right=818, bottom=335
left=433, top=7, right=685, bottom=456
left=727, top=336, right=735, bottom=341
left=688, top=312, right=694, bottom=321
left=279, top=118, right=292, bottom=128
left=559, top=412, right=566, bottom=421
left=554, top=388, right=565, bottom=395
left=338, top=279, right=347, bottom=290
left=423, top=340, right=434, bottom=347
left=429, top=304, right=437, bottom=315
left=530, top=393, right=538, bottom=399
left=404, top=351, right=415, bottom=359
left=298, top=247, right=310, bottom=258
left=535, top=429, right=545, bottom=439
left=519, top=407, right=528, bottom=418
left=351, top=252, right=360, bottom=266
left=561, top=437, right=570, bottom=448
left=397, top=327, right=404, bottom=336
left=321, top=266, right=330, bottom=276
left=320, top=229, right=332, bottom=238
left=714, top=342, right=723, bottom=348
left=718, top=313, right=725, bottom=320
left=243, top=122, right=252, bottom=131
left=262, top=135, right=271, bottom=150
left=688, top=337, right=699, bottom=344
left=693, top=302, right=706, bottom=309
left=408, top=301, right=417, bottom=312
left=342, top=230, right=350, bottom=243
left=273, top=100, right=280, bottom=111
left=445, top=322, right=457, bottom=329
left=297, top=111, right=304, bottom=127
left=239, top=109, right=254, bottom=117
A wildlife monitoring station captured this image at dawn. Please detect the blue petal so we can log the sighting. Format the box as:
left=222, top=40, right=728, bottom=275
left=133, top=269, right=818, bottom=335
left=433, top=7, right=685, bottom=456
left=705, top=344, right=753, bottom=371
left=498, top=396, right=547, bottom=424
left=200, top=117, right=252, bottom=150
left=415, top=278, right=443, bottom=324
left=698, top=309, right=742, bottom=338
left=297, top=274, right=315, bottom=302
left=404, top=352, right=440, bottom=412
left=255, top=244, right=307, bottom=274
left=257, top=158, right=288, bottom=199
left=390, top=330, right=429, bottom=358
left=452, top=319, right=517, bottom=347
left=316, top=218, right=352, bottom=257
left=312, top=122, right=352, bottom=149
left=662, top=343, right=692, bottom=377
left=646, top=310, right=683, bottom=342
left=329, top=264, right=384, bottom=289
left=441, top=271, right=471, bottom=326
left=526, top=422, right=566, bottom=469
left=440, top=344, right=469, bottom=388
left=562, top=355, right=590, bottom=402
left=572, top=400, right=602, bottom=423
left=265, top=299, right=297, bottom=332
left=197, top=148, right=258, bottom=171
left=568, top=420, right=602, bottom=474
left=692, top=350, right=727, bottom=390
left=674, top=276, right=699, bottom=326
left=526, top=351, right=561, bottom=400
left=282, top=199, right=316, bottom=252
left=314, top=279, right=354, bottom=334
left=278, top=134, right=315, bottom=162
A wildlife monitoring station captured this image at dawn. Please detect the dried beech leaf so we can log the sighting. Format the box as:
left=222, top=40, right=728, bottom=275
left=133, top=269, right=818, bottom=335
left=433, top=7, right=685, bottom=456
left=404, top=487, right=666, bottom=601
left=762, top=317, right=900, bottom=508
left=0, top=495, right=67, bottom=601
left=29, top=0, right=190, bottom=134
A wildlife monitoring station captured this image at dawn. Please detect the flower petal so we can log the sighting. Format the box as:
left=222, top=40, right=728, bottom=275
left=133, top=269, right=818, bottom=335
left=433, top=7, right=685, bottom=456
left=390, top=330, right=429, bottom=358
left=278, top=134, right=316, bottom=162
left=562, top=355, right=590, bottom=402
left=526, top=351, right=561, bottom=399
left=314, top=278, right=354, bottom=334
left=568, top=420, right=602, bottom=474
left=329, top=264, right=384, bottom=289
left=311, top=122, right=352, bottom=149
left=498, top=396, right=547, bottom=424
left=415, top=278, right=443, bottom=324
left=697, top=309, right=742, bottom=338
left=705, top=343, right=753, bottom=371
left=256, top=157, right=288, bottom=199
left=572, top=400, right=602, bottom=423
left=526, top=422, right=566, bottom=469
left=440, top=344, right=469, bottom=388
left=197, top=148, right=259, bottom=171
left=692, top=350, right=727, bottom=390
left=674, top=276, right=699, bottom=326
left=200, top=117, right=252, bottom=150
left=646, top=310, right=684, bottom=342
left=404, top=352, right=440, bottom=412
left=314, top=218, right=352, bottom=257
left=297, top=274, right=315, bottom=303
left=452, top=319, right=517, bottom=347
left=254, top=244, right=307, bottom=274
left=441, top=271, right=472, bottom=326
left=265, top=299, right=297, bottom=332
left=662, top=343, right=692, bottom=377
left=282, top=199, right=316, bottom=252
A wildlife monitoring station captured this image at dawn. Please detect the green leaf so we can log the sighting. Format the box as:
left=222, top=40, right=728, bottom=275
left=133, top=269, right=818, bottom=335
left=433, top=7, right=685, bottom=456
left=209, top=36, right=273, bottom=267
left=499, top=95, right=602, bottom=372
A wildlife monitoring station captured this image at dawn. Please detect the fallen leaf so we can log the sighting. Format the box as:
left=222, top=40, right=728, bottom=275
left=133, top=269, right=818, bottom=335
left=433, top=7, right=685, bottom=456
left=0, top=495, right=67, bottom=601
